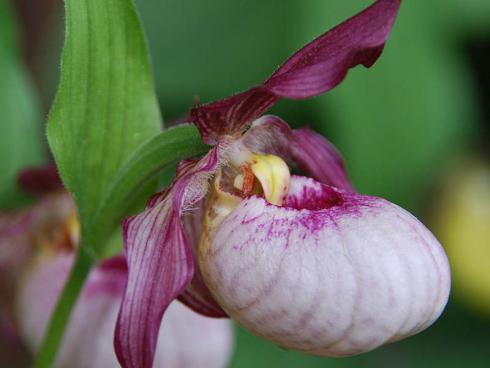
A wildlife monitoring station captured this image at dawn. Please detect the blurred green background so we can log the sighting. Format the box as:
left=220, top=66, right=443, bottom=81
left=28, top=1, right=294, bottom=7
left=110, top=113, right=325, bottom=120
left=2, top=0, right=490, bottom=367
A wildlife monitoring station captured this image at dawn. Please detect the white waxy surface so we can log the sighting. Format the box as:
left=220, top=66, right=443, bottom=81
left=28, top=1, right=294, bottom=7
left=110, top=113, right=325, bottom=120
left=199, top=176, right=450, bottom=356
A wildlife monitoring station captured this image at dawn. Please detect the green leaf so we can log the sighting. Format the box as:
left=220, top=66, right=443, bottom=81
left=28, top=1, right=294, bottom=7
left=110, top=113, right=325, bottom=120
left=34, top=248, right=95, bottom=368
left=86, top=124, right=209, bottom=256
left=0, top=1, right=44, bottom=207
left=47, top=0, right=161, bottom=255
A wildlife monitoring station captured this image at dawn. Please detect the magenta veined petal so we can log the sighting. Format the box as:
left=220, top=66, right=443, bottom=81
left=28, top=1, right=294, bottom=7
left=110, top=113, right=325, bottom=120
left=115, top=203, right=193, bottom=368
left=191, top=0, right=401, bottom=144
left=199, top=175, right=450, bottom=356
left=240, top=115, right=353, bottom=192
left=263, top=0, right=400, bottom=98
left=115, top=148, right=220, bottom=368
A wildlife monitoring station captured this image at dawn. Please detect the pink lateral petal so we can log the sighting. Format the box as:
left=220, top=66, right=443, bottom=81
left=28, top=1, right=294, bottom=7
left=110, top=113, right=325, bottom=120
left=114, top=148, right=220, bottom=368
left=191, top=0, right=400, bottom=144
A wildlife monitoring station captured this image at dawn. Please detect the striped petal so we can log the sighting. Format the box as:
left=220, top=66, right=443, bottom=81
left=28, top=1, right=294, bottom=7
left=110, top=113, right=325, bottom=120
left=115, top=148, right=220, bottom=368
left=191, top=0, right=400, bottom=144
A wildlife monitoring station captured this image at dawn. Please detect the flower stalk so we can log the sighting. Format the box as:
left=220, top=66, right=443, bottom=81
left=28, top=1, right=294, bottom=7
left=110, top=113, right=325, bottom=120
left=33, top=247, right=94, bottom=368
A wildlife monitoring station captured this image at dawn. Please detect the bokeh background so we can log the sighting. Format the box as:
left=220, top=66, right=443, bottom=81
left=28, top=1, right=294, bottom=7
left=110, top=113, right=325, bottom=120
left=1, top=0, right=489, bottom=367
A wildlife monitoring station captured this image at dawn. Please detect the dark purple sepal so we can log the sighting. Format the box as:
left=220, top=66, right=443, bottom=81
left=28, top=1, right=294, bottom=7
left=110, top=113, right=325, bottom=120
left=178, top=277, right=228, bottom=318
left=114, top=148, right=220, bottom=368
left=17, top=165, right=63, bottom=196
left=191, top=0, right=400, bottom=144
left=242, top=116, right=354, bottom=192
left=191, top=87, right=278, bottom=145
left=263, top=0, right=400, bottom=98
left=84, top=254, right=128, bottom=298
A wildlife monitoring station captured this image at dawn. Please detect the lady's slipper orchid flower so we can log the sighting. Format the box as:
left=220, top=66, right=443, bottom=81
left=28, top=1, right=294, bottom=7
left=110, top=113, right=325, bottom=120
left=16, top=254, right=234, bottom=368
left=115, top=1, right=450, bottom=367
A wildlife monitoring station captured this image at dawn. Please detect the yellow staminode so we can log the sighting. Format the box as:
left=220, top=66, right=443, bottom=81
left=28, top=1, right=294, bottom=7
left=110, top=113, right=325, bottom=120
left=249, top=154, right=290, bottom=206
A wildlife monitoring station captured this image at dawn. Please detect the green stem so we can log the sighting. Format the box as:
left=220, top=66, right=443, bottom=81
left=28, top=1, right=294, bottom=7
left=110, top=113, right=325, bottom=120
left=33, top=246, right=95, bottom=368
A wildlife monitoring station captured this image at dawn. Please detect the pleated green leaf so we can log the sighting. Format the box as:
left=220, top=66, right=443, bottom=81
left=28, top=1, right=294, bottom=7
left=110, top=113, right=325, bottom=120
left=47, top=0, right=161, bottom=254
